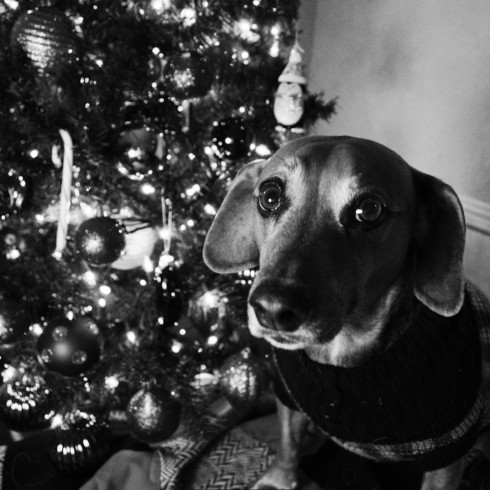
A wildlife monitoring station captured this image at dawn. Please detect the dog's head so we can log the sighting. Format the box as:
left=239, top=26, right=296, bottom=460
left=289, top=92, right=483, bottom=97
left=203, top=136, right=465, bottom=366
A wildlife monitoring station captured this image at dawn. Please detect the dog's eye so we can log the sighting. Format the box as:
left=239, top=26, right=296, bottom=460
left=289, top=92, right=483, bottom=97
left=258, top=181, right=283, bottom=214
left=355, top=197, right=384, bottom=223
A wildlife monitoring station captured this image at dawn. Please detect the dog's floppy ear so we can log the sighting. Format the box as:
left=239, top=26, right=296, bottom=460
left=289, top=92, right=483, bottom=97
left=203, top=159, right=267, bottom=274
left=412, top=169, right=466, bottom=317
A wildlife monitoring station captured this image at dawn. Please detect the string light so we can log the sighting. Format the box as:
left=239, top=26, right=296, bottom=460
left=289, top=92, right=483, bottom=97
left=204, top=204, right=216, bottom=215
left=30, top=323, right=43, bottom=337
left=83, top=271, right=97, bottom=287
left=126, top=331, right=137, bottom=344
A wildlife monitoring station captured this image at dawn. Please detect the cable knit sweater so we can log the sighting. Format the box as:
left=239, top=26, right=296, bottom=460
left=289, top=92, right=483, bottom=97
left=273, top=283, right=490, bottom=471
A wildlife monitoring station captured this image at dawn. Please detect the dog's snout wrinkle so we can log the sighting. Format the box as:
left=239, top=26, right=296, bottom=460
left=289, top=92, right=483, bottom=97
left=250, top=281, right=310, bottom=333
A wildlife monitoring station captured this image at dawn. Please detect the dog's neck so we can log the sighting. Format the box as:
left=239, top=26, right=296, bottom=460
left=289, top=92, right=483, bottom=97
left=304, top=281, right=417, bottom=367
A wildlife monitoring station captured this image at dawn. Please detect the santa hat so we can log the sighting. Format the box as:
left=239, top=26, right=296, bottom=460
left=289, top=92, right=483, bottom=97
left=278, top=41, right=307, bottom=85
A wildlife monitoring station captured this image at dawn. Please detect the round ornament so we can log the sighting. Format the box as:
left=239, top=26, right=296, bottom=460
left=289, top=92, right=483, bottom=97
left=0, top=295, right=31, bottom=344
left=37, top=316, right=102, bottom=376
left=0, top=169, right=27, bottom=221
left=126, top=386, right=181, bottom=444
left=219, top=348, right=267, bottom=408
left=0, top=376, right=55, bottom=431
left=50, top=411, right=112, bottom=475
left=116, top=126, right=166, bottom=178
left=273, top=82, right=305, bottom=127
left=111, top=222, right=157, bottom=270
left=163, top=52, right=214, bottom=99
left=10, top=7, right=80, bottom=78
left=211, top=117, right=253, bottom=160
left=154, top=259, right=183, bottom=328
left=74, top=217, right=126, bottom=266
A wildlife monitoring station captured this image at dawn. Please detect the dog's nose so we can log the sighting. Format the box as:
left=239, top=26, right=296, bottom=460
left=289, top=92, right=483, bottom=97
left=249, top=281, right=310, bottom=332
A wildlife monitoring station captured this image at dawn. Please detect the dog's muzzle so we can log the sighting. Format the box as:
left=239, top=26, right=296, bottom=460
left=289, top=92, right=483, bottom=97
left=249, top=280, right=310, bottom=333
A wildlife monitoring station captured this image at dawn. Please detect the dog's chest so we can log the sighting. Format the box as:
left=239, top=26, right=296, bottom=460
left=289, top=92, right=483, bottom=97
left=273, top=296, right=484, bottom=465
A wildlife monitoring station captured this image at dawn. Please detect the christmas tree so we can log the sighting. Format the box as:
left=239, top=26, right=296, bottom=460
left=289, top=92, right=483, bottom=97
left=0, top=0, right=335, bottom=478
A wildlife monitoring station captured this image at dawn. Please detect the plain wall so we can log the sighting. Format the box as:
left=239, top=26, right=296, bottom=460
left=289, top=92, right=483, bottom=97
left=302, top=0, right=490, bottom=297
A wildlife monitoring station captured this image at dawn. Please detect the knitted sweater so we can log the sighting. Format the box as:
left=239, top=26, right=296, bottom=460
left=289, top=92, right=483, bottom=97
left=273, top=283, right=490, bottom=471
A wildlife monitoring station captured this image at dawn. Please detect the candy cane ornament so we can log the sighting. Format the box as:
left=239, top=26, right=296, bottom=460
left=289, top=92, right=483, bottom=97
left=53, top=129, right=74, bottom=258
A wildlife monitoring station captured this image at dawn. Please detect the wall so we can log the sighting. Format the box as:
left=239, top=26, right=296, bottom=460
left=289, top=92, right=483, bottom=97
left=302, top=0, right=490, bottom=297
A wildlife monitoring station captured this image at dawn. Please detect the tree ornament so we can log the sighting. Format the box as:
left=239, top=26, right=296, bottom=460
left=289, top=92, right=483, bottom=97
left=0, top=376, right=55, bottom=431
left=116, top=126, right=166, bottom=178
left=0, top=168, right=27, bottom=221
left=273, top=41, right=307, bottom=127
left=50, top=411, right=112, bottom=476
left=154, top=255, right=183, bottom=328
left=163, top=52, right=214, bottom=100
left=10, top=7, right=80, bottom=78
left=111, top=220, right=158, bottom=270
left=74, top=217, right=126, bottom=266
left=0, top=295, right=31, bottom=344
left=219, top=348, right=267, bottom=408
left=129, top=0, right=179, bottom=24
left=37, top=316, right=102, bottom=376
left=126, top=386, right=181, bottom=444
left=211, top=117, right=254, bottom=160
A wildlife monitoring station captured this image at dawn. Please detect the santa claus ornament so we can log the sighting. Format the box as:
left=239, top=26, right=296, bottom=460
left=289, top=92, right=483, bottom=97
left=273, top=41, right=307, bottom=127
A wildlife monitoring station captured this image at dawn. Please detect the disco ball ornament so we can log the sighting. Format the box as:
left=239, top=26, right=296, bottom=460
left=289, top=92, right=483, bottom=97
left=37, top=316, right=102, bottom=376
left=219, top=348, right=267, bottom=408
left=154, top=257, right=183, bottom=328
left=0, top=295, right=31, bottom=344
left=162, top=52, right=214, bottom=99
left=50, top=411, right=112, bottom=476
left=111, top=222, right=157, bottom=270
left=0, top=376, right=55, bottom=431
left=0, top=168, right=27, bottom=221
left=116, top=126, right=166, bottom=178
left=74, top=217, right=126, bottom=266
left=126, top=386, right=181, bottom=444
left=211, top=117, right=253, bottom=160
left=10, top=7, right=80, bottom=78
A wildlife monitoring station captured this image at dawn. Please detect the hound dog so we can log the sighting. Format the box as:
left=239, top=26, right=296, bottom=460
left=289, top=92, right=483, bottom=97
left=203, top=136, right=490, bottom=490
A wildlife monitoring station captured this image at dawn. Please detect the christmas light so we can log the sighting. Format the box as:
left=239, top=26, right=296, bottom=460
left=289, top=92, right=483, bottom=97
left=99, top=285, right=111, bottom=295
left=207, top=335, right=218, bottom=345
left=180, top=7, right=196, bottom=26
left=255, top=144, right=272, bottom=156
left=185, top=184, right=200, bottom=197
left=30, top=323, right=43, bottom=337
left=141, top=183, right=156, bottom=195
left=104, top=375, right=119, bottom=390
left=83, top=271, right=97, bottom=287
left=171, top=340, right=183, bottom=353
left=51, top=413, right=64, bottom=428
left=204, top=204, right=216, bottom=215
left=126, top=331, right=137, bottom=344
left=2, top=366, right=18, bottom=383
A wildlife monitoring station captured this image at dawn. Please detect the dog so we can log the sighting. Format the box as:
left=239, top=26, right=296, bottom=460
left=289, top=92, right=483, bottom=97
left=203, top=135, right=490, bottom=490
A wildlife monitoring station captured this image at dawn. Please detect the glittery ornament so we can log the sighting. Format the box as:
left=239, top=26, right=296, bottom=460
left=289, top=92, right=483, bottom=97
left=10, top=7, right=80, bottom=78
left=0, top=168, right=27, bottom=221
left=0, top=295, right=31, bottom=344
left=0, top=376, right=55, bottom=431
left=37, top=316, right=102, bottom=376
left=163, top=52, right=214, bottom=99
left=74, top=217, right=126, bottom=266
left=154, top=259, right=183, bottom=328
left=116, top=127, right=166, bottom=178
left=126, top=387, right=181, bottom=444
left=211, top=117, right=254, bottom=160
left=111, top=221, right=157, bottom=270
left=130, top=0, right=179, bottom=24
left=219, top=348, right=267, bottom=408
left=50, top=411, right=112, bottom=476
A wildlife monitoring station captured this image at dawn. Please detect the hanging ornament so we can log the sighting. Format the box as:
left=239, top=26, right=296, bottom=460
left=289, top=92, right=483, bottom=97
left=211, top=117, right=254, bottom=160
left=126, top=386, right=181, bottom=444
left=219, top=348, right=267, bottom=409
left=116, top=126, right=166, bottom=179
left=273, top=39, right=307, bottom=127
left=129, top=0, right=179, bottom=24
left=10, top=7, right=80, bottom=78
left=37, top=316, right=102, bottom=376
left=111, top=220, right=158, bottom=270
left=0, top=168, right=27, bottom=221
left=0, top=376, right=55, bottom=431
left=74, top=217, right=126, bottom=266
left=50, top=411, right=112, bottom=475
left=154, top=254, right=183, bottom=328
left=163, top=51, right=214, bottom=133
left=0, top=295, right=31, bottom=344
